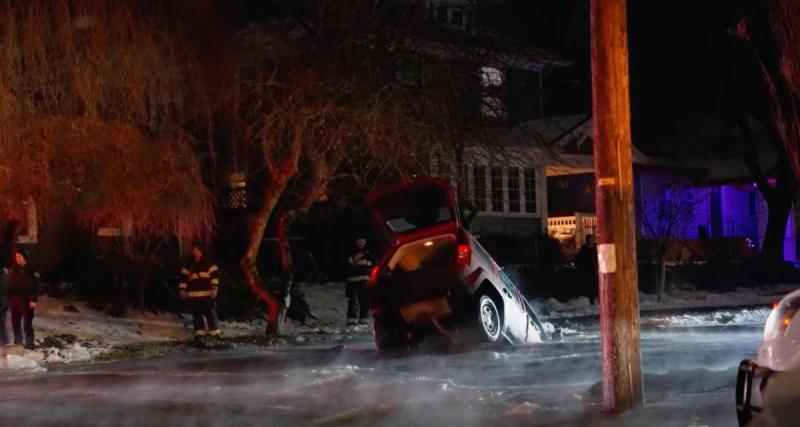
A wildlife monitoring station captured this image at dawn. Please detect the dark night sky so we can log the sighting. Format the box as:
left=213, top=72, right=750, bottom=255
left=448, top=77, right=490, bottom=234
left=211, top=1, right=772, bottom=159
left=482, top=0, right=769, bottom=158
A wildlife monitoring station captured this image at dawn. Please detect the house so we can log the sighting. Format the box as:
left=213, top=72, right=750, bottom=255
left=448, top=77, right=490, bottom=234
left=415, top=1, right=591, bottom=262
left=543, top=117, right=799, bottom=262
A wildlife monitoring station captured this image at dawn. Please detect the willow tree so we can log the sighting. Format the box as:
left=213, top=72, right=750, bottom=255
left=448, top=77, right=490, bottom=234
left=0, top=1, right=214, bottom=307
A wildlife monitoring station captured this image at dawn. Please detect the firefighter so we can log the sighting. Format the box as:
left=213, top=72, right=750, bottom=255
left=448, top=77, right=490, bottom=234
left=179, top=242, right=221, bottom=339
left=346, top=237, right=372, bottom=326
left=4, top=248, right=41, bottom=349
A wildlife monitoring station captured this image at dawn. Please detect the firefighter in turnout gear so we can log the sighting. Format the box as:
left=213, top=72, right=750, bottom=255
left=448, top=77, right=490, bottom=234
left=346, top=237, right=372, bottom=326
left=179, top=242, right=221, bottom=338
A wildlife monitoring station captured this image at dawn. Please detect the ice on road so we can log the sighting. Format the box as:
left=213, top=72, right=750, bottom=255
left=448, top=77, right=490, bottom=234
left=0, top=308, right=767, bottom=427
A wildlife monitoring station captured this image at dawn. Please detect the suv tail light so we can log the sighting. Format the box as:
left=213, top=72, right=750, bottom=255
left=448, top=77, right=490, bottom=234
left=456, top=244, right=471, bottom=267
left=368, top=266, right=380, bottom=287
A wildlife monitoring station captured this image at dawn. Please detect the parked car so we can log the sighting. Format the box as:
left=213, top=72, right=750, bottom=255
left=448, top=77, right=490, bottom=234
left=736, top=288, right=800, bottom=426
left=364, top=178, right=548, bottom=351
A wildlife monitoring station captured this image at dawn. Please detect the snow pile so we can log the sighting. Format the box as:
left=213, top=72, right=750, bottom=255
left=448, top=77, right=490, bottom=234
left=535, top=284, right=798, bottom=318
left=44, top=342, right=106, bottom=363
left=645, top=308, right=771, bottom=328
left=1, top=354, right=43, bottom=371
left=0, top=340, right=110, bottom=372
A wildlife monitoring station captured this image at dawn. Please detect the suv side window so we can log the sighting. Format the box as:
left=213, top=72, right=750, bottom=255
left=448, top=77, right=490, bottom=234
left=499, top=271, right=518, bottom=296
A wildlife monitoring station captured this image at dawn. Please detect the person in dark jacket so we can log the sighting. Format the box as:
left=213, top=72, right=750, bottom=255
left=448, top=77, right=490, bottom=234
left=0, top=266, right=8, bottom=346
left=4, top=248, right=41, bottom=349
left=345, top=237, right=373, bottom=326
left=179, top=242, right=221, bottom=339
left=574, top=234, right=599, bottom=305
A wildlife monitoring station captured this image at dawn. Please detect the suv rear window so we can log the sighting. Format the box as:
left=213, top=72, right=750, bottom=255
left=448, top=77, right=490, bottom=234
left=373, top=184, right=454, bottom=234
left=389, top=235, right=457, bottom=272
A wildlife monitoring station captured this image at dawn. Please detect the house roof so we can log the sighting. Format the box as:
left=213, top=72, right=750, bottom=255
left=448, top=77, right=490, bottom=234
left=471, top=116, right=649, bottom=175
left=541, top=116, right=780, bottom=184
left=413, top=37, right=571, bottom=72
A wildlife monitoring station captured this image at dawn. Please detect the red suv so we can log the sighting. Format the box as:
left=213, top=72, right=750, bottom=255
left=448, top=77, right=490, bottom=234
left=365, top=178, right=547, bottom=350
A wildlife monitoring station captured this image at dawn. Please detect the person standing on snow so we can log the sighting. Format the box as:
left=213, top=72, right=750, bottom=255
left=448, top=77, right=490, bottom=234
left=0, top=264, right=8, bottom=346
left=574, top=234, right=599, bottom=305
left=345, top=237, right=373, bottom=326
left=4, top=248, right=41, bottom=349
left=179, top=242, right=221, bottom=339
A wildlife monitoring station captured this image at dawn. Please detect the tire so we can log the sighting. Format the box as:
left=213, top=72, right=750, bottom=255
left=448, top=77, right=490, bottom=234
left=477, top=294, right=503, bottom=343
left=736, top=359, right=755, bottom=427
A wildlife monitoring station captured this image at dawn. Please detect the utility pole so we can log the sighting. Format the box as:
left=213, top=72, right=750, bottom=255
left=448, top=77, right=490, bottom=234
left=590, top=0, right=644, bottom=413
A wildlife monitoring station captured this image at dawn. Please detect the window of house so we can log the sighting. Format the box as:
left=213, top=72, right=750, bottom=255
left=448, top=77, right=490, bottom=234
left=524, top=168, right=537, bottom=213
left=473, top=165, right=487, bottom=211
left=491, top=167, right=504, bottom=212
left=508, top=167, right=520, bottom=212
left=481, top=96, right=506, bottom=119
left=479, top=67, right=505, bottom=119
left=449, top=8, right=464, bottom=27
left=435, top=6, right=447, bottom=24
left=480, top=67, right=504, bottom=87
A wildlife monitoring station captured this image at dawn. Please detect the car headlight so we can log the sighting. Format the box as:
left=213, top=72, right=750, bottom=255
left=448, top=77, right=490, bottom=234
left=765, top=296, right=800, bottom=339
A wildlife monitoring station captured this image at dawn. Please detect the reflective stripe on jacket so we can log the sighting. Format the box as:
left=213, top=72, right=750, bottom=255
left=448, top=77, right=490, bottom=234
left=179, top=261, right=220, bottom=298
left=346, top=251, right=373, bottom=283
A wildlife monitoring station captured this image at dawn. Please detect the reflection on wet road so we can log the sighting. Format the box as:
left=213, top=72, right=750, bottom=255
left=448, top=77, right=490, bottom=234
left=0, top=308, right=768, bottom=427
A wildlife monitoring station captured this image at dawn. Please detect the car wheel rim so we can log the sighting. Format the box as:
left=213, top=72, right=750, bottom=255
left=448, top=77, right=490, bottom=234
left=479, top=296, right=500, bottom=341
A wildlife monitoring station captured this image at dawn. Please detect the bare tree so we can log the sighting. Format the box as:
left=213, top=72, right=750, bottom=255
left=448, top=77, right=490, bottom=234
left=729, top=4, right=800, bottom=264
left=231, top=3, right=440, bottom=333
left=638, top=185, right=701, bottom=302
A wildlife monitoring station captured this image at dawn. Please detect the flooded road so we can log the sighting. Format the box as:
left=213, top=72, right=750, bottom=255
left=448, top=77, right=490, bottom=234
left=0, top=308, right=769, bottom=426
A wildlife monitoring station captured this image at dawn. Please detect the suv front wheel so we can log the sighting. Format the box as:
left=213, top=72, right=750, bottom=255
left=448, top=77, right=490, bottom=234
left=477, top=295, right=502, bottom=343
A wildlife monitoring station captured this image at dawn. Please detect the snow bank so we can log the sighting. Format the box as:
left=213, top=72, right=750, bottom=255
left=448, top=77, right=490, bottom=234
left=535, top=284, right=798, bottom=318
left=644, top=308, right=771, bottom=328
left=0, top=341, right=108, bottom=372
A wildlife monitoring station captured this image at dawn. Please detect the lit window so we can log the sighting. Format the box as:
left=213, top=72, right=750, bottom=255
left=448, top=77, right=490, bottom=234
left=524, top=168, right=537, bottom=213
left=480, top=67, right=504, bottom=87
left=491, top=167, right=504, bottom=212
left=508, top=168, right=520, bottom=213
left=481, top=96, right=506, bottom=119
left=473, top=166, right=487, bottom=211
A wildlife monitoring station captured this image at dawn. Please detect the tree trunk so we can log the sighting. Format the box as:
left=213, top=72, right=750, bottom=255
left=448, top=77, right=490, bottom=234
left=761, top=189, right=793, bottom=263
left=739, top=117, right=798, bottom=266
left=240, top=179, right=290, bottom=336
left=656, top=252, right=666, bottom=303
left=273, top=210, right=293, bottom=336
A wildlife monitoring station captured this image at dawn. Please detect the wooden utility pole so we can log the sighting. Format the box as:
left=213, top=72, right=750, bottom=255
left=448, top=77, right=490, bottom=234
left=590, top=0, right=644, bottom=413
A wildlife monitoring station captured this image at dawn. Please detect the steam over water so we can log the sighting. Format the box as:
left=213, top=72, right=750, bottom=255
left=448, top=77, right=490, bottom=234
left=0, top=308, right=768, bottom=427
